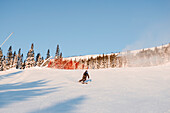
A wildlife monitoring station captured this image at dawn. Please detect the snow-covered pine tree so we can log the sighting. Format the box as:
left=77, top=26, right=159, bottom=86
left=87, top=58, right=91, bottom=69
left=36, top=53, right=43, bottom=66
left=12, top=51, right=16, bottom=67
left=46, top=49, right=50, bottom=59
left=101, top=54, right=105, bottom=68
left=94, top=57, right=98, bottom=69
left=77, top=59, right=82, bottom=69
left=105, top=55, right=109, bottom=68
left=36, top=53, right=40, bottom=63
left=16, top=57, right=20, bottom=69
left=16, top=48, right=23, bottom=69
left=42, top=57, right=44, bottom=64
left=13, top=51, right=16, bottom=59
left=6, top=46, right=13, bottom=69
left=97, top=56, right=101, bottom=69
left=86, top=58, right=90, bottom=69
left=0, top=48, right=3, bottom=71
left=22, top=60, right=26, bottom=69
left=13, top=51, right=18, bottom=68
left=2, top=56, right=6, bottom=71
left=80, top=59, right=85, bottom=69
left=20, top=54, right=24, bottom=69
left=153, top=47, right=159, bottom=66
left=18, top=48, right=20, bottom=56
left=107, top=55, right=111, bottom=68
left=55, top=45, right=60, bottom=59
left=26, top=43, right=35, bottom=68
left=59, top=52, right=62, bottom=59
left=89, top=57, right=95, bottom=69
left=110, top=54, right=116, bottom=68
left=0, top=48, right=2, bottom=59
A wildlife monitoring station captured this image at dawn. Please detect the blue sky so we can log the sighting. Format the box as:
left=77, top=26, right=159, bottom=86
left=0, top=0, right=170, bottom=58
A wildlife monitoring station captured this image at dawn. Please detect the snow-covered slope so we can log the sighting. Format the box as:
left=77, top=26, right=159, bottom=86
left=0, top=63, right=170, bottom=113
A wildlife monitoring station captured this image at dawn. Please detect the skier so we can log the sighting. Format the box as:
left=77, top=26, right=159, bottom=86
left=79, top=70, right=90, bottom=84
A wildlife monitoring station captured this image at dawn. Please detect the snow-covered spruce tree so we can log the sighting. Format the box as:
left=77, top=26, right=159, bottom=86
left=21, top=60, right=26, bottom=69
left=2, top=56, right=6, bottom=71
left=96, top=56, right=101, bottom=69
left=6, top=46, right=13, bottom=70
left=94, top=57, right=98, bottom=69
left=46, top=49, right=50, bottom=59
left=87, top=58, right=91, bottom=69
left=12, top=51, right=16, bottom=67
left=110, top=54, right=117, bottom=68
left=88, top=57, right=92, bottom=69
left=153, top=47, right=160, bottom=66
left=102, top=54, right=108, bottom=68
left=117, top=56, right=123, bottom=67
left=16, top=48, right=23, bottom=69
left=86, top=59, right=90, bottom=69
left=105, top=55, right=109, bottom=68
left=20, top=54, right=24, bottom=69
left=36, top=53, right=40, bottom=63
left=36, top=53, right=43, bottom=67
left=36, top=53, right=41, bottom=66
left=0, top=48, right=3, bottom=71
left=80, top=59, right=85, bottom=69
left=59, top=52, right=62, bottom=59
left=26, top=43, right=35, bottom=68
left=55, top=45, right=60, bottom=59
left=91, top=57, right=96, bottom=69
left=18, top=48, right=21, bottom=57
left=162, top=45, right=170, bottom=63
left=93, top=57, right=97, bottom=69
left=77, top=59, right=82, bottom=69
left=101, top=54, right=105, bottom=69
left=0, top=48, right=2, bottom=58
left=13, top=51, right=18, bottom=68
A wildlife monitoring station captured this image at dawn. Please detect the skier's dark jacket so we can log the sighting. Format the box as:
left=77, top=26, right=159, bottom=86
left=83, top=70, right=89, bottom=79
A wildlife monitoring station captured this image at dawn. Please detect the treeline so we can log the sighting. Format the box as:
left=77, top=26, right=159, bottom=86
left=1, top=43, right=170, bottom=71
left=120, top=43, right=170, bottom=67
left=76, top=54, right=119, bottom=69
left=61, top=43, right=170, bottom=69
left=0, top=43, right=62, bottom=71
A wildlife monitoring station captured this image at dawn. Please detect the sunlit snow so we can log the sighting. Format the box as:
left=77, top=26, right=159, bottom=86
left=0, top=63, right=170, bottom=113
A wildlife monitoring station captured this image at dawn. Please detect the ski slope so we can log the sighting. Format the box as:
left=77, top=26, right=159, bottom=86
left=0, top=64, right=170, bottom=113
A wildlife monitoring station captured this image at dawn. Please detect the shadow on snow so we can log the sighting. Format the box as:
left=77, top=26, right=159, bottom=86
left=0, top=80, right=60, bottom=107
left=0, top=80, right=48, bottom=90
left=30, top=95, right=86, bottom=113
left=0, top=71, right=23, bottom=80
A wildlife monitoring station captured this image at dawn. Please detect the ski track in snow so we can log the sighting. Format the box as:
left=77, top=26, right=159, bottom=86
left=0, top=64, right=170, bottom=113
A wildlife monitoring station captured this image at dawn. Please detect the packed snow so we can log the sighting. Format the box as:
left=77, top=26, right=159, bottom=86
left=0, top=63, right=170, bottom=113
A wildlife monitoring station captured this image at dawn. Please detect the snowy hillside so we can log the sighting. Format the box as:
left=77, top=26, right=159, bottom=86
left=0, top=63, right=170, bottom=113
left=64, top=44, right=170, bottom=61
left=47, top=43, right=170, bottom=70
